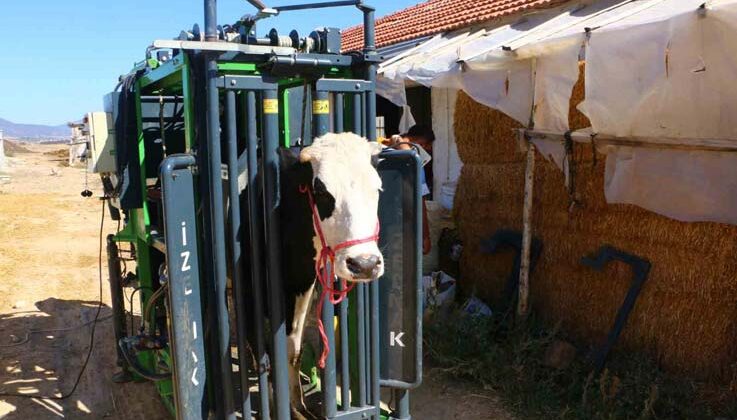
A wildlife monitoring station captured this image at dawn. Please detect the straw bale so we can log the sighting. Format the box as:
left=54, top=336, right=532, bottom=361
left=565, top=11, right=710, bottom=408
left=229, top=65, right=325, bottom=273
left=453, top=62, right=737, bottom=380
left=569, top=61, right=591, bottom=131
left=454, top=91, right=525, bottom=165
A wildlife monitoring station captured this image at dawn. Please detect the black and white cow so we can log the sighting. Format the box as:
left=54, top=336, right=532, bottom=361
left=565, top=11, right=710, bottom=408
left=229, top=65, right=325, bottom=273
left=274, top=133, right=385, bottom=416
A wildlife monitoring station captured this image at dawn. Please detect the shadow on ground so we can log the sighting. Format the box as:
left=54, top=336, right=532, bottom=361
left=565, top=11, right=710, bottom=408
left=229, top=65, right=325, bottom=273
left=0, top=297, right=168, bottom=419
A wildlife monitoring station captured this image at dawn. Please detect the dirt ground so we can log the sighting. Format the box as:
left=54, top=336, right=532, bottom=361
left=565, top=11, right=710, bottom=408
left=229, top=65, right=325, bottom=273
left=0, top=143, right=515, bottom=419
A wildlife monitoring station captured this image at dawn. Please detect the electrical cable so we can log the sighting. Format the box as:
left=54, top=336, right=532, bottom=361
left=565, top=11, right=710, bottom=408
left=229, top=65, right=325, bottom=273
left=0, top=200, right=107, bottom=400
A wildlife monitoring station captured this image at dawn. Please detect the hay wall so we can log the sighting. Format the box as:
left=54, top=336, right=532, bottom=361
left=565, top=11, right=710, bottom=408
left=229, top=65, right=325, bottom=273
left=453, top=64, right=737, bottom=380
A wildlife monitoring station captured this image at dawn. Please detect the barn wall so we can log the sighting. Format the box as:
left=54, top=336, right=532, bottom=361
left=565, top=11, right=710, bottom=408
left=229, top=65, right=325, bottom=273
left=452, top=65, right=737, bottom=381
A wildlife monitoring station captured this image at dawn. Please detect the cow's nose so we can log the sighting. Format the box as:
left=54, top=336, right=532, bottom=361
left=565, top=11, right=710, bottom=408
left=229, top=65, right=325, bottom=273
left=346, top=255, right=381, bottom=278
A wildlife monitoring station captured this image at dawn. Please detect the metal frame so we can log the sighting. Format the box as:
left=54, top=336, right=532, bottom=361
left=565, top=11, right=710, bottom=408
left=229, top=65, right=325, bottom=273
left=103, top=1, right=424, bottom=419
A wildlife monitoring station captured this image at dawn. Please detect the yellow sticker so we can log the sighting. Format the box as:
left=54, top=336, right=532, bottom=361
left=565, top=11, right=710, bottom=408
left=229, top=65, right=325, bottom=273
left=263, top=99, right=279, bottom=114
left=312, top=100, right=330, bottom=115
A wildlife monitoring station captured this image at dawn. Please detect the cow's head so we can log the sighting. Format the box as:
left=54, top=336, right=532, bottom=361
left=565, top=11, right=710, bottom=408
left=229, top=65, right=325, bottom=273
left=300, top=133, right=384, bottom=282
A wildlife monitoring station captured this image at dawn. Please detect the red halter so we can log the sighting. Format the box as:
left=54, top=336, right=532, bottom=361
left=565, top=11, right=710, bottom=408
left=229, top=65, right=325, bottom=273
left=299, top=184, right=380, bottom=369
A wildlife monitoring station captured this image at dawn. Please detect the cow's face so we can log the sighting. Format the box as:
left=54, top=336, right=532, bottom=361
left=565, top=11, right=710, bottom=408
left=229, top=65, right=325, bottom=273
left=300, top=133, right=384, bottom=282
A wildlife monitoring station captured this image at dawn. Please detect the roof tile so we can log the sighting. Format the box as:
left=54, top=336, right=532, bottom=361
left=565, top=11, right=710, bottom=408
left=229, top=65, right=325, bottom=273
left=342, top=0, right=563, bottom=52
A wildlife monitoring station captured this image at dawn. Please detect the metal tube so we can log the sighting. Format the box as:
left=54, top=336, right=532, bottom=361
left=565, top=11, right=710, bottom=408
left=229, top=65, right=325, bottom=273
left=334, top=93, right=344, bottom=133
left=276, top=0, right=360, bottom=12
left=392, top=389, right=411, bottom=420
left=205, top=57, right=236, bottom=419
left=106, top=235, right=130, bottom=377
left=314, top=90, right=330, bottom=137
left=269, top=56, right=353, bottom=68
left=262, top=88, right=291, bottom=420
left=352, top=94, right=362, bottom=136
left=226, top=91, right=252, bottom=418
left=314, top=89, right=338, bottom=416
left=370, top=281, right=380, bottom=417
left=244, top=91, right=271, bottom=419
left=356, top=285, right=367, bottom=407
left=205, top=0, right=218, bottom=41
left=339, top=282, right=350, bottom=410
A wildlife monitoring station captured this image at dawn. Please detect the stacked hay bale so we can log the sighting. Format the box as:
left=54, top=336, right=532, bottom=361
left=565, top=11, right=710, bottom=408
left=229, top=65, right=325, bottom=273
left=453, top=63, right=737, bottom=380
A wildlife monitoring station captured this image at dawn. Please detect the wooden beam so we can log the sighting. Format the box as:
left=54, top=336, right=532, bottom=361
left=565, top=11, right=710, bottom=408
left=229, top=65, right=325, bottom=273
left=520, top=128, right=737, bottom=153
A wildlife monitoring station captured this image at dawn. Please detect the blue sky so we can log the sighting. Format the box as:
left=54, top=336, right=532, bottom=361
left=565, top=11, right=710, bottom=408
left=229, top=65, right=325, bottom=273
left=0, top=0, right=419, bottom=126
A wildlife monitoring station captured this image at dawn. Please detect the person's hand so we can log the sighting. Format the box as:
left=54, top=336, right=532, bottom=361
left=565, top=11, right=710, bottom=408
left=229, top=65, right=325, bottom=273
left=423, top=233, right=431, bottom=255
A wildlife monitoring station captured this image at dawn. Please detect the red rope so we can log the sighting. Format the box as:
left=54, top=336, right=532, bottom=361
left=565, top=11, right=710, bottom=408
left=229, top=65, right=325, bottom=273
left=299, top=184, right=380, bottom=369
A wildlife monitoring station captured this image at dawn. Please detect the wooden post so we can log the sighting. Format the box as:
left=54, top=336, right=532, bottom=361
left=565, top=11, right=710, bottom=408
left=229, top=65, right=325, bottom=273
left=518, top=140, right=536, bottom=320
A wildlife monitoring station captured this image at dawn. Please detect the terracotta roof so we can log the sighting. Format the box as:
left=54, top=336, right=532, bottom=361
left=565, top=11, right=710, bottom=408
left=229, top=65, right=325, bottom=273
left=342, top=0, right=564, bottom=52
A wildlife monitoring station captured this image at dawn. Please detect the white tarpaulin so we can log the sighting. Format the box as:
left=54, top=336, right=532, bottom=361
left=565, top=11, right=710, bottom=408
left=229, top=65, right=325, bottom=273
left=377, top=0, right=737, bottom=225
left=577, top=0, right=737, bottom=224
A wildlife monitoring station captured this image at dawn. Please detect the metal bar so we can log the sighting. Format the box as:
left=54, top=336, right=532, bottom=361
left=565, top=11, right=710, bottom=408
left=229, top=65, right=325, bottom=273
left=352, top=94, right=362, bottom=136
left=331, top=405, right=380, bottom=420
left=334, top=93, right=344, bottom=133
left=391, top=389, right=410, bottom=420
left=225, top=90, right=252, bottom=418
left=244, top=91, right=271, bottom=419
left=205, top=54, right=236, bottom=419
left=356, top=285, right=367, bottom=407
left=314, top=90, right=330, bottom=137
left=362, top=9, right=381, bottom=416
left=269, top=55, right=354, bottom=69
left=275, top=0, right=360, bottom=12
left=518, top=142, right=536, bottom=320
left=262, top=88, right=291, bottom=420
left=339, top=281, right=350, bottom=410
left=314, top=88, right=338, bottom=417
left=219, top=75, right=279, bottom=91
left=106, top=235, right=130, bottom=378
left=152, top=39, right=296, bottom=55
left=161, top=154, right=206, bottom=420
left=204, top=0, right=217, bottom=42
left=315, top=79, right=374, bottom=93
left=363, top=285, right=371, bottom=406
left=370, top=281, right=380, bottom=418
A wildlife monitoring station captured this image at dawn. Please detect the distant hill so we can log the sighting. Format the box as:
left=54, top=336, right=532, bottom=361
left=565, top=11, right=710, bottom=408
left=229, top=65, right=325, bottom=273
left=0, top=117, right=69, bottom=140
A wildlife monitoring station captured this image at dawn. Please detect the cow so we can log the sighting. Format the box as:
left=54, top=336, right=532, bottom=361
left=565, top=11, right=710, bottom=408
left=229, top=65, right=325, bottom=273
left=277, top=132, right=385, bottom=417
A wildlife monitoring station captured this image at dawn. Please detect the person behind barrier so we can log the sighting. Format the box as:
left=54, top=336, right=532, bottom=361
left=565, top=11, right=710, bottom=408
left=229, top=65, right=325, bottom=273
left=384, top=124, right=435, bottom=255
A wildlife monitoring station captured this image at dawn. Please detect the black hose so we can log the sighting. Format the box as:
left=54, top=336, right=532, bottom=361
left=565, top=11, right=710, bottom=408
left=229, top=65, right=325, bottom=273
left=117, top=339, right=171, bottom=382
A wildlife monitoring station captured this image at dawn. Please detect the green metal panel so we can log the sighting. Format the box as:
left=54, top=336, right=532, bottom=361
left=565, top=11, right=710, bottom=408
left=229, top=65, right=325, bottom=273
left=218, top=62, right=258, bottom=72
left=140, top=56, right=186, bottom=90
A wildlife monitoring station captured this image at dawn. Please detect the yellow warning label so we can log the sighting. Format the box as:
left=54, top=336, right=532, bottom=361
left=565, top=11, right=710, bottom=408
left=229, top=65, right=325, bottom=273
left=263, top=99, right=279, bottom=114
left=312, top=100, right=330, bottom=115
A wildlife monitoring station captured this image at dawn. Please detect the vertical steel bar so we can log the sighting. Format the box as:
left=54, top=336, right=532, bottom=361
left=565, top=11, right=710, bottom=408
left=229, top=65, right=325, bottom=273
left=334, top=93, right=344, bottom=133
left=392, top=389, right=411, bottom=419
left=262, top=88, right=291, bottom=420
left=370, top=282, right=380, bottom=418
left=244, top=91, right=271, bottom=419
left=356, top=285, right=367, bottom=407
left=206, top=57, right=236, bottom=419
left=226, top=91, right=252, bottom=418
left=314, top=89, right=338, bottom=417
left=352, top=94, right=362, bottom=136
left=362, top=8, right=381, bottom=417
left=339, top=284, right=350, bottom=410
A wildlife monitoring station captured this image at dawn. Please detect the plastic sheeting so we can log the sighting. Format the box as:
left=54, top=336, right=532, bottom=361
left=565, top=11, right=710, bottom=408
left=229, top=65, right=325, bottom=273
left=577, top=0, right=737, bottom=224
left=378, top=0, right=737, bottom=224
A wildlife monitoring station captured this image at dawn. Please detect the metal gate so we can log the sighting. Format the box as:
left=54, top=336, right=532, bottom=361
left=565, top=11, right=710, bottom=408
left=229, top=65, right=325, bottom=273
left=105, top=2, right=423, bottom=419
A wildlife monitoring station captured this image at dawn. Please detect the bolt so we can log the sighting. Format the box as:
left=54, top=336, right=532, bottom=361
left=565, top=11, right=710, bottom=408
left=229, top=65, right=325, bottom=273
left=230, top=79, right=237, bottom=86
left=355, top=83, right=361, bottom=90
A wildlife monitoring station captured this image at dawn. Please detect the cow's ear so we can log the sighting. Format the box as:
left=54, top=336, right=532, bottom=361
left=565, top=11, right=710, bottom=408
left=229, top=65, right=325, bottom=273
left=278, top=147, right=301, bottom=170
left=299, top=146, right=315, bottom=163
